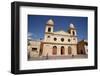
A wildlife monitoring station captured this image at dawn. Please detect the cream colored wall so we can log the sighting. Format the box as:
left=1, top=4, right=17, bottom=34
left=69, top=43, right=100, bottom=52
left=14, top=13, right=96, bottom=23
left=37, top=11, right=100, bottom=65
left=44, top=33, right=53, bottom=42
left=28, top=41, right=41, bottom=58
left=44, top=33, right=77, bottom=44
left=42, top=44, right=77, bottom=56
left=42, top=44, right=51, bottom=56
left=70, top=45, right=77, bottom=55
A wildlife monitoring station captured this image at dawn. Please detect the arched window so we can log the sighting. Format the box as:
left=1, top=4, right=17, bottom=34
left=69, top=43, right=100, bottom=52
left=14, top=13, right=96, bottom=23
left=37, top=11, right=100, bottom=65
left=53, top=46, right=57, bottom=55
left=61, top=46, right=65, bottom=55
left=73, top=31, right=75, bottom=35
left=48, top=27, right=51, bottom=32
left=68, top=46, right=72, bottom=55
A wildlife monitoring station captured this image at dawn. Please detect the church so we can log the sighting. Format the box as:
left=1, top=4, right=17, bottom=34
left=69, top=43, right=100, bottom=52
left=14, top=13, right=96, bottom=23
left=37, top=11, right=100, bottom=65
left=28, top=19, right=87, bottom=60
left=40, top=19, right=77, bottom=57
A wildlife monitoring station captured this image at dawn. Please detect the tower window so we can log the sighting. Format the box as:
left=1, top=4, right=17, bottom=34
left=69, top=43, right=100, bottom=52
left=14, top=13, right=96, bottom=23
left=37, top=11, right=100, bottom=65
left=61, top=38, right=64, bottom=42
left=54, top=38, right=57, bottom=41
left=48, top=27, right=51, bottom=32
left=73, top=31, right=75, bottom=35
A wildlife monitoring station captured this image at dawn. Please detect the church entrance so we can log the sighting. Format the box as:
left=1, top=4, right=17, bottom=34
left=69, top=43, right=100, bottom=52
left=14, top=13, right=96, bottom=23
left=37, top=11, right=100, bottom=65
left=61, top=46, right=65, bottom=55
left=52, top=46, right=57, bottom=55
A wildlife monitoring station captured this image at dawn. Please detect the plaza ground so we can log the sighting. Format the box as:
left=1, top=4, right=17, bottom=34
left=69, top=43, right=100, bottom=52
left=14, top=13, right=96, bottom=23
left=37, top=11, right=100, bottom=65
left=28, top=55, right=88, bottom=61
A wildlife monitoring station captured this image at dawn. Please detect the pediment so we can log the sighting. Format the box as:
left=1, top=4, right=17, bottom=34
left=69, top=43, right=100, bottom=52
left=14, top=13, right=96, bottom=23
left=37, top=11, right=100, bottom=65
left=54, top=30, right=70, bottom=35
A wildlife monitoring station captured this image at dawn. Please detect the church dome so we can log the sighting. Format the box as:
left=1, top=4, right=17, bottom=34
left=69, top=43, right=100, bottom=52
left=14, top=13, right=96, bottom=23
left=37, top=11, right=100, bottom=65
left=46, top=19, right=54, bottom=25
left=69, top=23, right=75, bottom=28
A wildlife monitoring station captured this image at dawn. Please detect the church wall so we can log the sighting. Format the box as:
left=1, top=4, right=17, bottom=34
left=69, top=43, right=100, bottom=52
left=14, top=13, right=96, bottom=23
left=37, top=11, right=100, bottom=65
left=28, top=41, right=41, bottom=58
left=44, top=33, right=77, bottom=44
left=42, top=43, right=77, bottom=56
left=70, top=45, right=77, bottom=55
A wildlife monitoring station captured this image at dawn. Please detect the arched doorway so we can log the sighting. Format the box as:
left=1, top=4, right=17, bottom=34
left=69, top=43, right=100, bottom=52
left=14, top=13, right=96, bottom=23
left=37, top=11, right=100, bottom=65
left=52, top=46, right=57, bottom=55
left=61, top=46, right=65, bottom=55
left=68, top=46, right=72, bottom=55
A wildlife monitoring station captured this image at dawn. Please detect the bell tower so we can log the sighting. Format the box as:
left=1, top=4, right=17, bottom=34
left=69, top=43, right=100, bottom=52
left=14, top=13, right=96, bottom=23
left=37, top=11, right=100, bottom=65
left=44, top=19, right=54, bottom=42
left=45, top=19, right=54, bottom=33
left=68, top=23, right=77, bottom=36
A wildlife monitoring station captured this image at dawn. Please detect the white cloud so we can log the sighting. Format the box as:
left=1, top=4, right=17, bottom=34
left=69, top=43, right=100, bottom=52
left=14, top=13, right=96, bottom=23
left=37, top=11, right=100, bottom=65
left=28, top=32, right=33, bottom=40
left=28, top=32, right=40, bottom=40
left=28, top=32, right=32, bottom=37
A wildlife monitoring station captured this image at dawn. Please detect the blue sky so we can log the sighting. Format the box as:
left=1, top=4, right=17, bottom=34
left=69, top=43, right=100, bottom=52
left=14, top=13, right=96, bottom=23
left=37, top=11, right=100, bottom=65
left=28, top=15, right=88, bottom=41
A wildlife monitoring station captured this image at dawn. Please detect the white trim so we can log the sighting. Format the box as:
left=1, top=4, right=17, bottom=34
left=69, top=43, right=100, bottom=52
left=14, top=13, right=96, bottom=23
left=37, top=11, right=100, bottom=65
left=20, top=6, right=95, bottom=70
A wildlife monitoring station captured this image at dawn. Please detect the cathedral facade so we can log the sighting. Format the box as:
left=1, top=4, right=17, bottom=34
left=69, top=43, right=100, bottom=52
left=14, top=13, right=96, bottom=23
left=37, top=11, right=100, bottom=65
left=28, top=19, right=88, bottom=60
left=40, top=19, right=78, bottom=57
